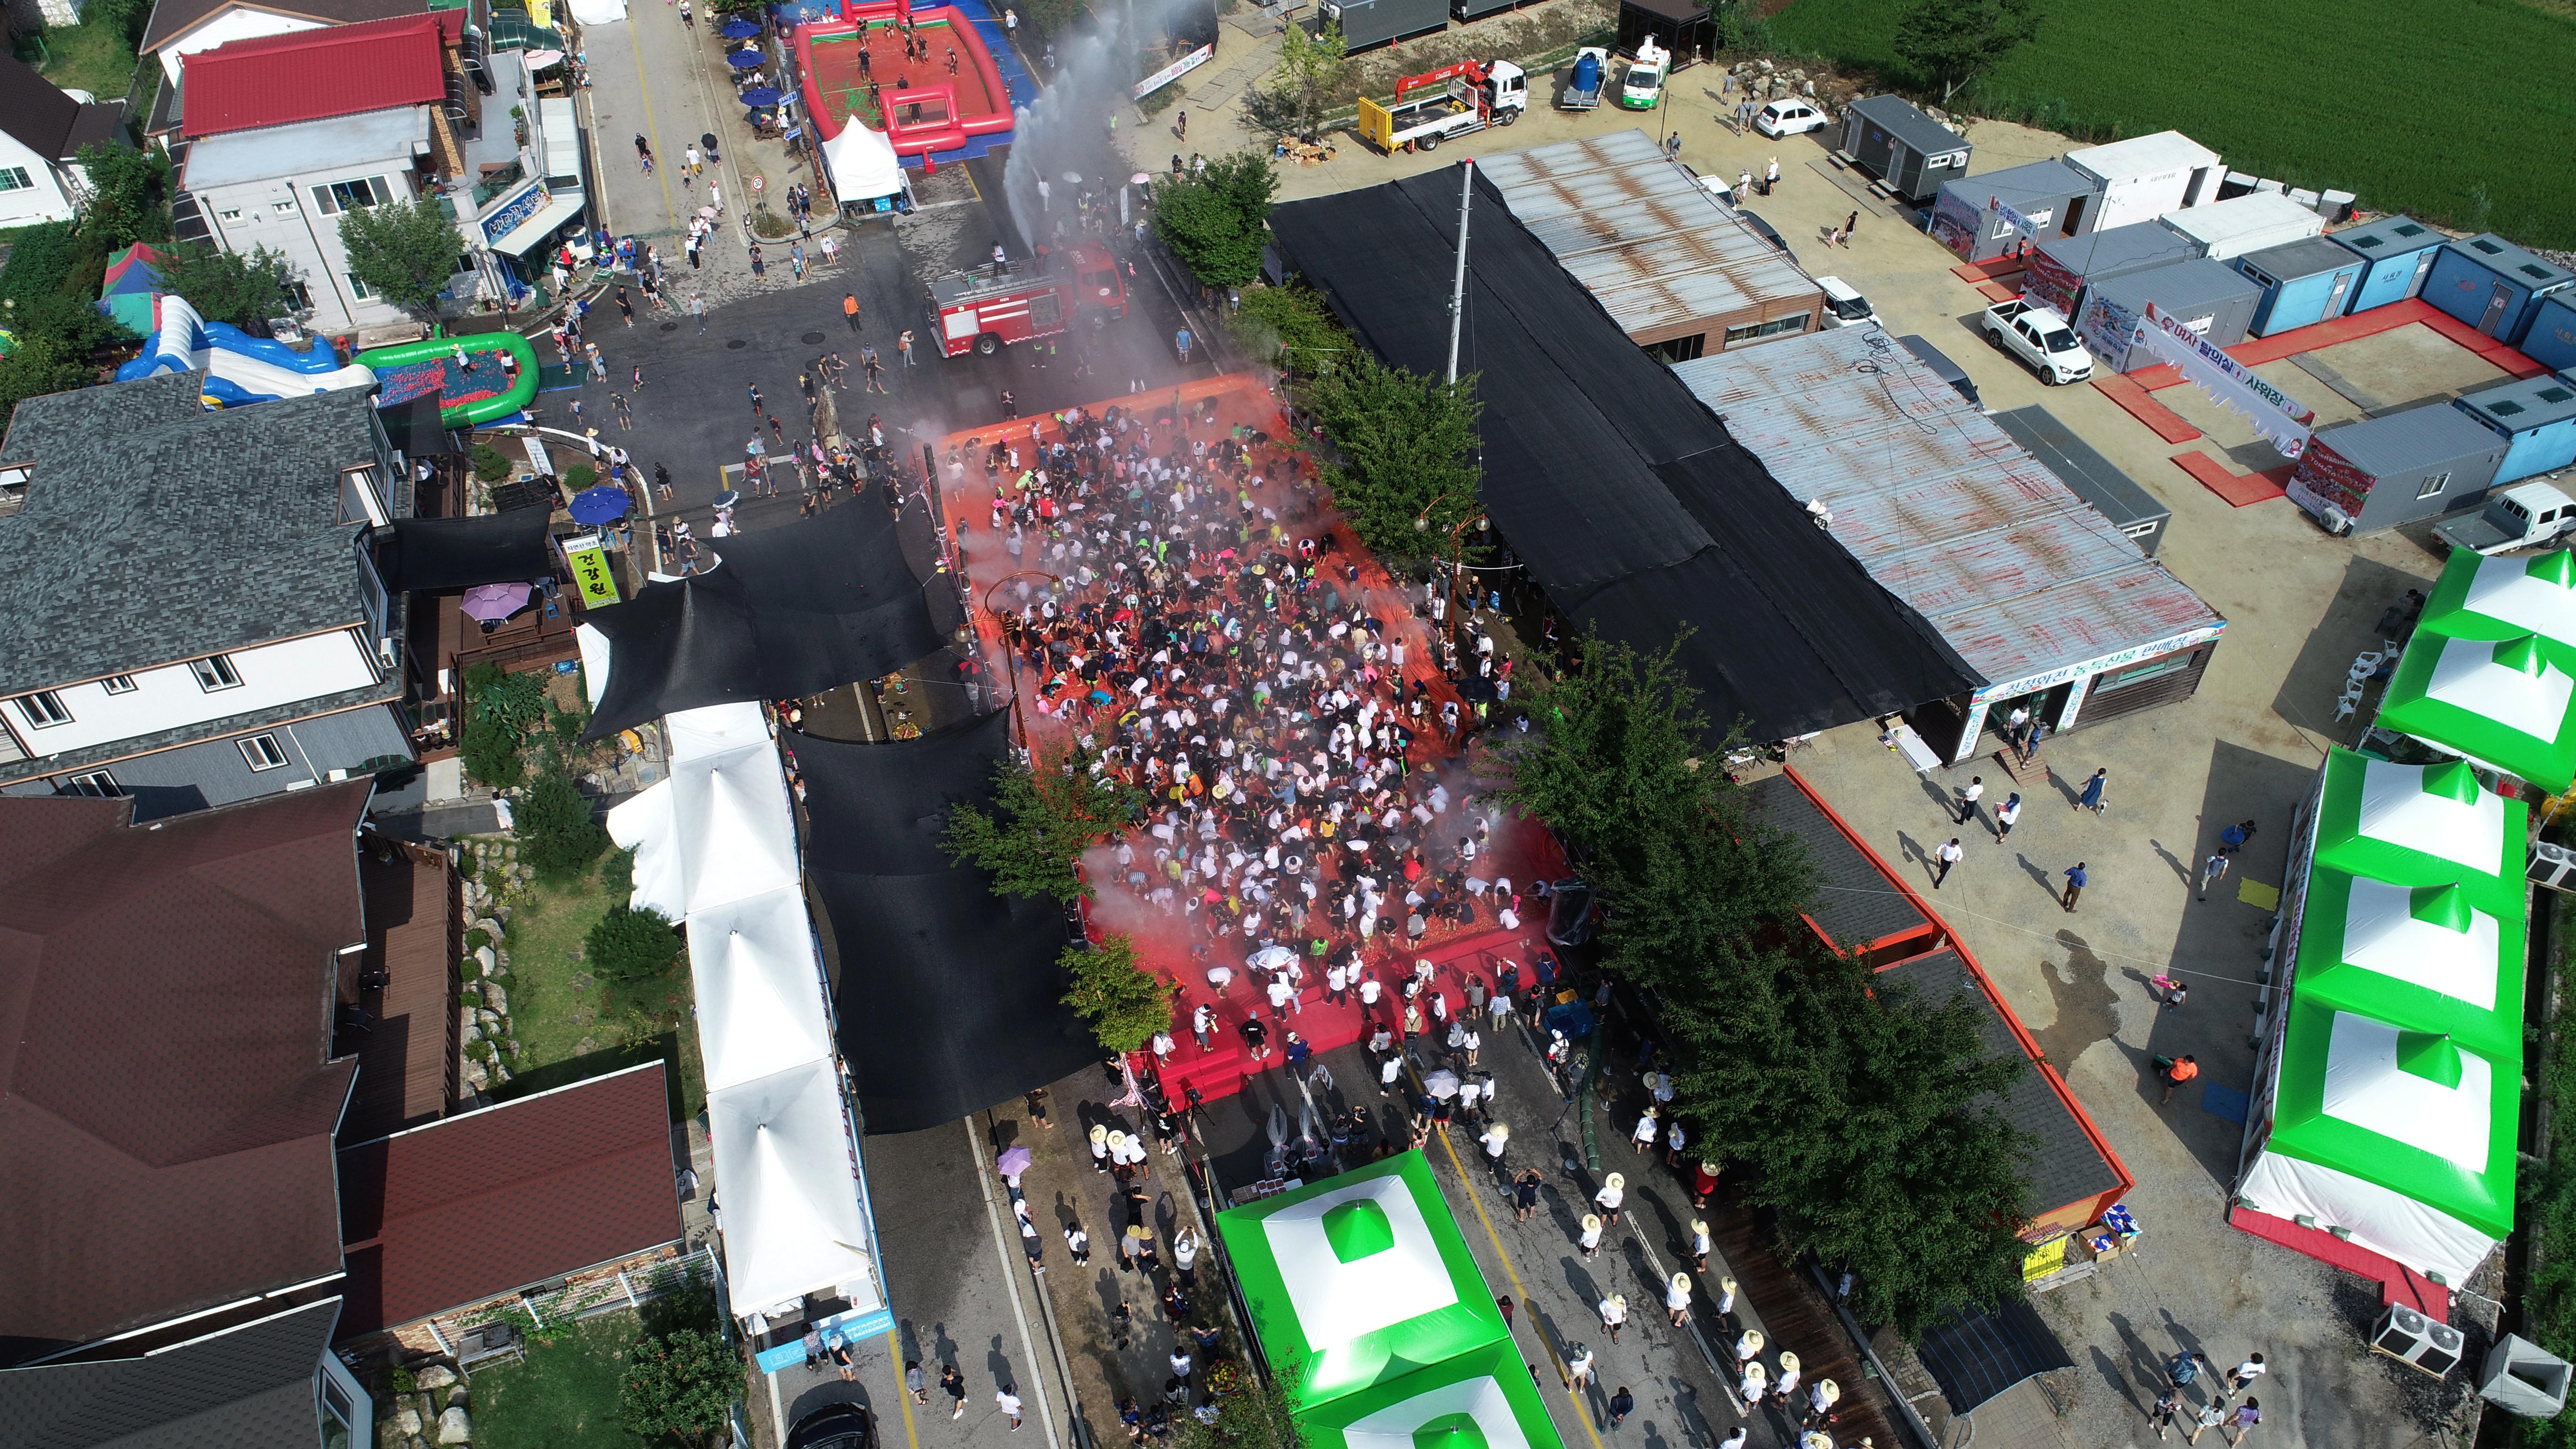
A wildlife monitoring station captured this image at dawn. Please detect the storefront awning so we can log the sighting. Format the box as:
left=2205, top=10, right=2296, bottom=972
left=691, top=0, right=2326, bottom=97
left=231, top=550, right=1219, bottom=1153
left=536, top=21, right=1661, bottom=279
left=484, top=193, right=587, bottom=257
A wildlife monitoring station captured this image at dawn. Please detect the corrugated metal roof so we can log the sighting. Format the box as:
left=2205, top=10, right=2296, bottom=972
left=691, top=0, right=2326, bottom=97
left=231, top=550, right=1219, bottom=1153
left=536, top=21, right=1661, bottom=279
left=1480, top=129, right=1819, bottom=338
left=2328, top=214, right=2441, bottom=257
left=2033, top=219, right=2197, bottom=279
left=2092, top=257, right=2259, bottom=312
left=2316, top=402, right=2516, bottom=474
left=2064, top=129, right=2221, bottom=184
left=2237, top=235, right=2367, bottom=282
left=1672, top=327, right=2223, bottom=681
left=1846, top=94, right=1966, bottom=158
left=181, top=11, right=455, bottom=138
left=2158, top=191, right=2325, bottom=250
left=1940, top=157, right=2091, bottom=210
left=2458, top=374, right=2576, bottom=433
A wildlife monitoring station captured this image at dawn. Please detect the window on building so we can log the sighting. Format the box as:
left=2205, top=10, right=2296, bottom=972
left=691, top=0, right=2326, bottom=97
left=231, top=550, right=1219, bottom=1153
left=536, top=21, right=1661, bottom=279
left=239, top=733, right=290, bottom=771
left=1723, top=313, right=1812, bottom=346
left=273, top=200, right=297, bottom=215
left=348, top=273, right=378, bottom=301
left=16, top=691, right=70, bottom=727
left=217, top=207, right=243, bottom=221
left=102, top=675, right=138, bottom=694
left=1644, top=333, right=1706, bottom=364
left=0, top=461, right=28, bottom=517
left=283, top=279, right=315, bottom=312
left=2417, top=470, right=2454, bottom=500
left=65, top=770, right=124, bottom=798
left=190, top=654, right=243, bottom=691
left=311, top=176, right=393, bottom=216
left=0, top=166, right=38, bottom=192
left=341, top=466, right=389, bottom=525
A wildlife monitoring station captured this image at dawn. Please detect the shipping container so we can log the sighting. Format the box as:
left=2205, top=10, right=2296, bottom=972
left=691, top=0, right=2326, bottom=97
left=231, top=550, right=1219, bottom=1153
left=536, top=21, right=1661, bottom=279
left=2073, top=258, right=2261, bottom=372
left=2157, top=191, right=2326, bottom=261
left=2524, top=298, right=2576, bottom=374
left=2326, top=214, right=2444, bottom=314
left=1314, top=0, right=1447, bottom=51
left=2285, top=404, right=2512, bottom=534
left=2233, top=236, right=2366, bottom=337
left=1928, top=158, right=2097, bottom=262
left=2021, top=220, right=2200, bottom=321
left=2062, top=131, right=2223, bottom=232
left=1837, top=95, right=1969, bottom=205
left=2455, top=374, right=2576, bottom=485
left=2425, top=234, right=2576, bottom=344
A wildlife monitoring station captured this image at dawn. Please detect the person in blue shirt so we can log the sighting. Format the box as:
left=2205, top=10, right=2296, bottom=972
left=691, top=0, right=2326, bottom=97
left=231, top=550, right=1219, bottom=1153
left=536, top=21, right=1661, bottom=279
left=2062, top=861, right=2088, bottom=912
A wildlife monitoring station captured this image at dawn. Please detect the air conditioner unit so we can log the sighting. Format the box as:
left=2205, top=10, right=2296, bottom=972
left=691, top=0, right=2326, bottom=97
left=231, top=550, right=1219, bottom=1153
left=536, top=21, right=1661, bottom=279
left=378, top=636, right=401, bottom=673
left=2531, top=840, right=2576, bottom=893
left=2371, top=1305, right=2464, bottom=1378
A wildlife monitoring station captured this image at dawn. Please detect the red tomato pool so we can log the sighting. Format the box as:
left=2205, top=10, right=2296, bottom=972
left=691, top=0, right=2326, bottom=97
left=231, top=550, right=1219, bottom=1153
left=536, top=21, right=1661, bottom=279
left=796, top=1, right=1015, bottom=157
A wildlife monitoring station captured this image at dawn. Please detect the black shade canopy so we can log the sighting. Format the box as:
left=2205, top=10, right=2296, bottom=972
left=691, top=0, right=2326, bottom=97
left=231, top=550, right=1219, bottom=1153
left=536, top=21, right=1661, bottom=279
left=793, top=708, right=1097, bottom=1133
left=1268, top=168, right=1979, bottom=740
left=375, top=509, right=558, bottom=593
left=584, top=500, right=945, bottom=739
left=1913, top=1294, right=2077, bottom=1415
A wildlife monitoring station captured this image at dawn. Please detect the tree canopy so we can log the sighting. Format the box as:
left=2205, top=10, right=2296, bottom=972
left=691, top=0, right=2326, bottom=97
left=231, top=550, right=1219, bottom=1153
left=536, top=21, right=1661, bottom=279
left=162, top=241, right=297, bottom=328
left=1229, top=282, right=1352, bottom=378
left=1062, top=934, right=1173, bottom=1054
left=338, top=198, right=462, bottom=318
left=945, top=740, right=1149, bottom=903
left=1243, top=20, right=1349, bottom=139
left=1297, top=350, right=1482, bottom=558
left=1894, top=0, right=2044, bottom=103
left=618, top=1328, right=737, bottom=1447
left=75, top=143, right=172, bottom=253
left=1152, top=152, right=1279, bottom=290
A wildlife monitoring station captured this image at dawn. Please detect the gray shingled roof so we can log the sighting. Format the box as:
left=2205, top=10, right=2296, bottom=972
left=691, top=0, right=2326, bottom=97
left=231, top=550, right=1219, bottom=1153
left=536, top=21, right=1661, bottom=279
left=1739, top=773, right=1929, bottom=949
left=1878, top=950, right=2123, bottom=1220
left=0, top=1298, right=336, bottom=1448
left=0, top=373, right=382, bottom=696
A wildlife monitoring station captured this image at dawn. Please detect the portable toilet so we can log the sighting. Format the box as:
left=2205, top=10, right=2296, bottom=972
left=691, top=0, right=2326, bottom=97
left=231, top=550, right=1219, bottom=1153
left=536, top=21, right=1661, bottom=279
left=2327, top=215, right=2445, bottom=314
left=1928, top=158, right=2099, bottom=263
left=1838, top=95, right=1970, bottom=205
left=2157, top=191, right=2326, bottom=261
left=2234, top=236, right=2367, bottom=337
left=2425, top=234, right=2576, bottom=344
left=2075, top=258, right=2262, bottom=372
left=2286, top=405, right=2512, bottom=533
left=2520, top=296, right=2576, bottom=374
left=2455, top=375, right=2576, bottom=485
left=2021, top=220, right=2200, bottom=320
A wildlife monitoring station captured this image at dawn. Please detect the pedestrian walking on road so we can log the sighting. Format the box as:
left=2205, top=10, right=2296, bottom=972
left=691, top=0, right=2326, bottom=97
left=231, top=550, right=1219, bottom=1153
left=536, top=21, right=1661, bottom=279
left=2186, top=1398, right=2229, bottom=1443
left=690, top=292, right=708, bottom=333
left=2160, top=1053, right=2199, bottom=1104
left=2227, top=1355, right=2266, bottom=1393
left=1595, top=1172, right=1625, bottom=1226
left=863, top=344, right=887, bottom=392
left=906, top=1361, right=928, bottom=1404
left=1176, top=327, right=1192, bottom=363
left=1955, top=773, right=1985, bottom=825
left=632, top=362, right=645, bottom=390
left=1514, top=1168, right=1543, bottom=1222
left=1843, top=210, right=1859, bottom=245
left=844, top=292, right=862, bottom=331
left=997, top=1386, right=1024, bottom=1432
left=1579, top=1213, right=1604, bottom=1259
left=942, top=1365, right=966, bottom=1418
left=1599, top=1294, right=1627, bottom=1344
left=1995, top=791, right=2022, bottom=842
left=1567, top=1344, right=1595, bottom=1390
left=678, top=0, right=692, bottom=25
left=1933, top=837, right=1963, bottom=889
left=1690, top=1218, right=1712, bottom=1272
left=900, top=328, right=917, bottom=365
left=1609, top=1387, right=1635, bottom=1425
left=2151, top=1389, right=2182, bottom=1439
left=2226, top=1398, right=2261, bottom=1444
left=2061, top=861, right=2087, bottom=912
left=749, top=383, right=765, bottom=416
left=2221, top=819, right=2258, bottom=855
left=2200, top=852, right=2232, bottom=902
left=1666, top=1271, right=1693, bottom=1327
left=2078, top=767, right=2108, bottom=813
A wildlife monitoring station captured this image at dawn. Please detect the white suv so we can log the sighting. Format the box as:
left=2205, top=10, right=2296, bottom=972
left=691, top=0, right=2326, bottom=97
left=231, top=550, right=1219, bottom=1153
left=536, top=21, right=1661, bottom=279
left=1817, top=275, right=1879, bottom=329
left=1755, top=99, right=1827, bottom=137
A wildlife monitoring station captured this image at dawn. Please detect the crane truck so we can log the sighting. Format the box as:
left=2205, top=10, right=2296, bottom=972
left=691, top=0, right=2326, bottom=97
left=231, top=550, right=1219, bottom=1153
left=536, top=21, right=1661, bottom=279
left=1355, top=58, right=1528, bottom=154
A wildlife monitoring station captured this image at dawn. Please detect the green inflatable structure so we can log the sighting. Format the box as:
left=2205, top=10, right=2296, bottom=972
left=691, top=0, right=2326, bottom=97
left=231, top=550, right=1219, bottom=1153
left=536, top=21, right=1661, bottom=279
left=353, top=330, right=543, bottom=427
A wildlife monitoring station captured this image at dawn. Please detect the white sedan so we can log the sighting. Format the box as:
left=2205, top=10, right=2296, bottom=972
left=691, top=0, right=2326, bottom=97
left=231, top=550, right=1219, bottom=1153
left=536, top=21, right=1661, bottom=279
left=1755, top=99, right=1828, bottom=137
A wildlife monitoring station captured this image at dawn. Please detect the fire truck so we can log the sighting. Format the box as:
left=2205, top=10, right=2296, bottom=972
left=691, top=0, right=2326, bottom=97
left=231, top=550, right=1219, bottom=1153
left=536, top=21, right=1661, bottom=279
left=929, top=241, right=1130, bottom=358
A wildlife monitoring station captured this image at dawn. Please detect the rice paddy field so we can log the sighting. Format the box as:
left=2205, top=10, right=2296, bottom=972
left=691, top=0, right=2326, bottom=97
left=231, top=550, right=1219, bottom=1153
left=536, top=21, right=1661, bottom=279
left=1766, top=0, right=2576, bottom=249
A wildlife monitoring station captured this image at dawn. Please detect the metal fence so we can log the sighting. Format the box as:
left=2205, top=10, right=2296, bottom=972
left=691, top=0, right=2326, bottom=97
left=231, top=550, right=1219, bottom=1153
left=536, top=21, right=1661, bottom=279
left=446, top=1247, right=720, bottom=1337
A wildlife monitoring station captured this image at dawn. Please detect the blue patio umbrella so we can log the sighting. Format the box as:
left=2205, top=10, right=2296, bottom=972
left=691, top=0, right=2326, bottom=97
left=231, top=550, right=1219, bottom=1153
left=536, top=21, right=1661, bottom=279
left=739, top=86, right=785, bottom=106
left=569, top=486, right=632, bottom=526
left=720, top=16, right=762, bottom=36
left=728, top=48, right=765, bottom=68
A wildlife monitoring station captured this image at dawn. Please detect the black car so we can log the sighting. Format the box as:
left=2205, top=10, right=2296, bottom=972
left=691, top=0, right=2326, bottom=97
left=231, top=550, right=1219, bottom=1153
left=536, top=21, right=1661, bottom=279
left=789, top=1403, right=876, bottom=1449
left=1735, top=209, right=1790, bottom=254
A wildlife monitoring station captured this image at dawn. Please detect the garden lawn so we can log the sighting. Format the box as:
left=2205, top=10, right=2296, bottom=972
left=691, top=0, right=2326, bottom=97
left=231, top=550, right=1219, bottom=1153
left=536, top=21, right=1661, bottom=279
left=466, top=1312, right=651, bottom=1449
left=31, top=20, right=139, bottom=104
left=480, top=852, right=707, bottom=1116
left=1766, top=0, right=2576, bottom=248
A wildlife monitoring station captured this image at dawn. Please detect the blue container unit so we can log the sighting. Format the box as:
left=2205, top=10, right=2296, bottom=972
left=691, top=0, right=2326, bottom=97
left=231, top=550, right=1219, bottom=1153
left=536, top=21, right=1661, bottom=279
left=2327, top=214, right=2445, bottom=314
left=2523, top=296, right=2576, bottom=375
left=2233, top=236, right=2366, bottom=337
left=2455, top=375, right=2576, bottom=485
left=2424, top=233, right=2576, bottom=344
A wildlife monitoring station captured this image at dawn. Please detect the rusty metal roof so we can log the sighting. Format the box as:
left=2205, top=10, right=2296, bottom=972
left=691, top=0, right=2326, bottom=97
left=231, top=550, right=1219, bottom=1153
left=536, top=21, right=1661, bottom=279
left=1480, top=130, right=1819, bottom=338
left=1672, top=327, right=2223, bottom=682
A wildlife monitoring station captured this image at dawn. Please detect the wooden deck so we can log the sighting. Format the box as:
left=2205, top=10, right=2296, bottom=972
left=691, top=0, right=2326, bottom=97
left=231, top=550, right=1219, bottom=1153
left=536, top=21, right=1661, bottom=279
left=1707, top=1201, right=1903, bottom=1449
left=337, top=842, right=459, bottom=1143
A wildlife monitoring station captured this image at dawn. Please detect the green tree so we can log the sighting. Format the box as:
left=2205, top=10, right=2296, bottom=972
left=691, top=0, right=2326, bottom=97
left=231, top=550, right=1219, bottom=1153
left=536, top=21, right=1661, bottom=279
left=338, top=198, right=462, bottom=319
left=1229, top=282, right=1351, bottom=378
left=1243, top=20, right=1348, bottom=138
left=518, top=768, right=607, bottom=880
left=1298, top=350, right=1482, bottom=558
left=945, top=741, right=1148, bottom=903
left=162, top=241, right=296, bottom=328
left=0, top=330, right=101, bottom=424
left=1063, top=934, right=1172, bottom=1054
left=587, top=904, right=683, bottom=987
left=1171, top=1361, right=1306, bottom=1449
left=74, top=143, right=172, bottom=252
left=618, top=1328, right=738, bottom=1448
left=1894, top=0, right=2044, bottom=103
left=1152, top=152, right=1279, bottom=290
left=460, top=717, right=528, bottom=790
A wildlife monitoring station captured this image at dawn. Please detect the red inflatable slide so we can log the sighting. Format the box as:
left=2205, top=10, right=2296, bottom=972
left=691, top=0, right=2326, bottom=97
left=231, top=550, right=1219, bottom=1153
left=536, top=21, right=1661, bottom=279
left=796, top=0, right=1014, bottom=156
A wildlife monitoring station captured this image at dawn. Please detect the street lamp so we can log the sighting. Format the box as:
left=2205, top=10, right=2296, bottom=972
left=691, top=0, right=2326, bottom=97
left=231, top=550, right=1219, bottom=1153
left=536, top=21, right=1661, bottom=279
left=982, top=570, right=1063, bottom=751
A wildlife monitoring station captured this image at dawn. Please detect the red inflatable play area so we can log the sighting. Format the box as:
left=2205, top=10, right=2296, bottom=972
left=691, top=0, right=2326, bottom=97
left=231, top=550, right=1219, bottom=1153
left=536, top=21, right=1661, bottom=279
left=796, top=0, right=1014, bottom=157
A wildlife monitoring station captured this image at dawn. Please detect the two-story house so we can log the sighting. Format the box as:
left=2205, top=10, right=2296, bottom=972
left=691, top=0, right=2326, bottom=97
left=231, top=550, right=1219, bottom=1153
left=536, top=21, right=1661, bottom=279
left=0, top=370, right=416, bottom=818
left=0, top=56, right=130, bottom=228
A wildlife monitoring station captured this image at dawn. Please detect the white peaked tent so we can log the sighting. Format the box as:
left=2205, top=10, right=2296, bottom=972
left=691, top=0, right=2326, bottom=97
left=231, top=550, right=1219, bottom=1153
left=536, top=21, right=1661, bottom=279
left=665, top=700, right=776, bottom=758
left=607, top=742, right=801, bottom=919
left=689, top=884, right=835, bottom=1095
left=708, top=1057, right=886, bottom=1316
left=821, top=124, right=905, bottom=207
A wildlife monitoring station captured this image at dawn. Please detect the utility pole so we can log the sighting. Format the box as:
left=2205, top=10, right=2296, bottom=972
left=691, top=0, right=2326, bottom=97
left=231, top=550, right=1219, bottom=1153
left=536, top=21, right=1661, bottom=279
left=1446, top=159, right=1473, bottom=385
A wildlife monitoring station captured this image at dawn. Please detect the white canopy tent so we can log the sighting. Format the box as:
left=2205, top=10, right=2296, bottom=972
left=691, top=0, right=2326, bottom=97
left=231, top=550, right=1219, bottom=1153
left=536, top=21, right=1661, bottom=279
left=606, top=741, right=801, bottom=920
left=821, top=124, right=905, bottom=206
left=689, top=884, right=835, bottom=1095
left=707, top=1057, right=886, bottom=1316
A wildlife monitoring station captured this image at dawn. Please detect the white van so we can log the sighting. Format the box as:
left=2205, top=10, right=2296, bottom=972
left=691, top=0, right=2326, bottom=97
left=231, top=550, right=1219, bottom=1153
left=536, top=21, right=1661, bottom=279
left=1816, top=275, right=1880, bottom=329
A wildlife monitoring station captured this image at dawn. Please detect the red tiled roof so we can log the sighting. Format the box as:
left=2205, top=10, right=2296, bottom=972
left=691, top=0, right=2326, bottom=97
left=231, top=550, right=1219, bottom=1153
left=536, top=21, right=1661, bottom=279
left=334, top=1063, right=682, bottom=1337
left=180, top=11, right=458, bottom=138
left=0, top=782, right=375, bottom=1362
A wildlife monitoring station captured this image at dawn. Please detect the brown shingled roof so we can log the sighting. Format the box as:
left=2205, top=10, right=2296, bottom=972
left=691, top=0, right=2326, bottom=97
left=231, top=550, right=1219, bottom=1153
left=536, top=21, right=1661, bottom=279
left=335, top=1063, right=682, bottom=1338
left=0, top=781, right=374, bottom=1367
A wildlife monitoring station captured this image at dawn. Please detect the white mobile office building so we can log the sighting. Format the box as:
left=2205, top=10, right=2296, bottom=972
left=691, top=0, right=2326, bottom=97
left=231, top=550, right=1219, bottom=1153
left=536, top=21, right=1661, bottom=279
left=2063, top=131, right=2223, bottom=233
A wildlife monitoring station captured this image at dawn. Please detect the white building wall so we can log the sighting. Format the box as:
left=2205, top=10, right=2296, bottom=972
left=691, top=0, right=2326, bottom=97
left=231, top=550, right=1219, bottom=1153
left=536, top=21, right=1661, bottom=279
left=0, top=132, right=78, bottom=227
left=193, top=155, right=427, bottom=335
left=3, top=628, right=383, bottom=756
left=156, top=10, right=327, bottom=85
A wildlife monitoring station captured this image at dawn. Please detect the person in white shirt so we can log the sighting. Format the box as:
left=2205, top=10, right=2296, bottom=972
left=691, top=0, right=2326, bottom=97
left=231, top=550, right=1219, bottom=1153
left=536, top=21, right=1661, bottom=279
left=996, top=1387, right=1024, bottom=1431
left=1599, top=1294, right=1628, bottom=1343
left=1192, top=1003, right=1216, bottom=1052
left=1633, top=1109, right=1659, bottom=1155
left=1579, top=1213, right=1605, bottom=1259
left=1666, top=1272, right=1693, bottom=1326
left=1479, top=1121, right=1509, bottom=1160
left=2227, top=1353, right=2267, bottom=1392
left=1596, top=1173, right=1626, bottom=1225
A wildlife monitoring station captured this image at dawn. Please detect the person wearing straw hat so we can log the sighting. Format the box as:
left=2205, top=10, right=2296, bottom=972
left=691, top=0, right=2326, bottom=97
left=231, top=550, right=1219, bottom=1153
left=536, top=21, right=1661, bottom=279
left=1690, top=1218, right=1713, bottom=1272
left=1715, top=1275, right=1739, bottom=1324
left=1739, top=1360, right=1768, bottom=1404
left=1107, top=1129, right=1133, bottom=1182
left=1633, top=1107, right=1659, bottom=1155
left=1600, top=1294, right=1628, bottom=1343
left=1666, top=1272, right=1693, bottom=1327
left=1735, top=1328, right=1765, bottom=1363
left=1579, top=1213, right=1605, bottom=1259
left=1089, top=1123, right=1111, bottom=1173
left=1804, top=1378, right=1841, bottom=1429
left=1772, top=1350, right=1802, bottom=1406
left=1479, top=1121, right=1510, bottom=1162
left=1596, top=1173, right=1626, bottom=1226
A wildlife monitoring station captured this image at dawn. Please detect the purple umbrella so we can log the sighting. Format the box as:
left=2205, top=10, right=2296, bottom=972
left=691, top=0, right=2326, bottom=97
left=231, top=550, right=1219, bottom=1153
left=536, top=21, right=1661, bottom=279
left=460, top=582, right=535, bottom=622
left=996, top=1145, right=1033, bottom=1179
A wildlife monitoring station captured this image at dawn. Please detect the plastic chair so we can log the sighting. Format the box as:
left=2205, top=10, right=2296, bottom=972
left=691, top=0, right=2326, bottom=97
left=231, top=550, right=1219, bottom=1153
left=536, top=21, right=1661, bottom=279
left=2335, top=698, right=2359, bottom=723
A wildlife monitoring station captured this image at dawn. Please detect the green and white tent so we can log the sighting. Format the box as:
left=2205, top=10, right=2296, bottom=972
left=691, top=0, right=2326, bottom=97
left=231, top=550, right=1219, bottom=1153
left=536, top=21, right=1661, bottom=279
left=1214, top=1153, right=1513, bottom=1410
left=2377, top=632, right=2576, bottom=793
left=2419, top=547, right=2576, bottom=671
left=1293, top=1343, right=1561, bottom=1449
left=2241, top=747, right=2530, bottom=1284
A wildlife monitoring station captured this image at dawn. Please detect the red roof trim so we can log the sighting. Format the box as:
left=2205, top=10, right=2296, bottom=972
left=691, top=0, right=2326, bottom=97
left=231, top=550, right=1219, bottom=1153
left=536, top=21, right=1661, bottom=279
left=180, top=12, right=457, bottom=138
